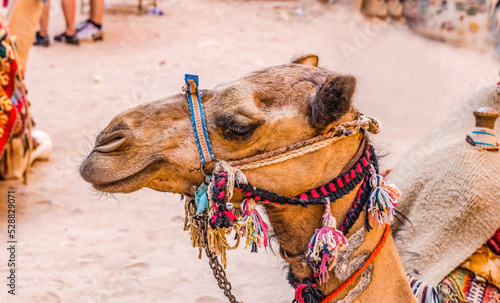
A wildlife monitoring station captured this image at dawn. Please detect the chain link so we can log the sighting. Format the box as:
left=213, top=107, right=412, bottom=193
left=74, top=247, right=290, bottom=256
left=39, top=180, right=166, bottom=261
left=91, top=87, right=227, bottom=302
left=193, top=215, right=241, bottom=303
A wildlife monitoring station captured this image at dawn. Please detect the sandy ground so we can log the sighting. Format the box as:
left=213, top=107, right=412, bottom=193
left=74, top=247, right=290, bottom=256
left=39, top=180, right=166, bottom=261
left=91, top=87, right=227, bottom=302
left=0, top=0, right=498, bottom=302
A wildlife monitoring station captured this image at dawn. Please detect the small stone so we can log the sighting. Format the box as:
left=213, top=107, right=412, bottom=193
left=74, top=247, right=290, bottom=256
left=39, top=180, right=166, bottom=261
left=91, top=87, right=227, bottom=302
left=93, top=75, right=102, bottom=83
left=294, top=7, right=305, bottom=18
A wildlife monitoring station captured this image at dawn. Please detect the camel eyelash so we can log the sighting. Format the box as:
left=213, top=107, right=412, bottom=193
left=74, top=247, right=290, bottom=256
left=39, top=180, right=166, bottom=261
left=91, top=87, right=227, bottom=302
left=221, top=120, right=258, bottom=141
left=227, top=123, right=254, bottom=135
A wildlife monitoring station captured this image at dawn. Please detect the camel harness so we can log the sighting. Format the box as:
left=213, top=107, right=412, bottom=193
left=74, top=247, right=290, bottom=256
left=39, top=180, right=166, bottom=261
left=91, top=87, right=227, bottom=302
left=182, top=74, right=400, bottom=303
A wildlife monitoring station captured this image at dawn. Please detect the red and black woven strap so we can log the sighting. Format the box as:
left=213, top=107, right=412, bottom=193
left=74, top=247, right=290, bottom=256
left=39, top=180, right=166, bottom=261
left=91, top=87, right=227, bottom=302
left=236, top=145, right=375, bottom=208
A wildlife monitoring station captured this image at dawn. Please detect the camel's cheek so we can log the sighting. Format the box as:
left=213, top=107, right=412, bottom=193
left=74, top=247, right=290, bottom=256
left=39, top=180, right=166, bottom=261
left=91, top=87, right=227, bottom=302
left=146, top=178, right=198, bottom=196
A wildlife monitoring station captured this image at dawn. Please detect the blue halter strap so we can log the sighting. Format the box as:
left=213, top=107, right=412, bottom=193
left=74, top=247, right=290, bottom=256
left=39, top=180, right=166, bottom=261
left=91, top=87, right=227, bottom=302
left=184, top=74, right=216, bottom=164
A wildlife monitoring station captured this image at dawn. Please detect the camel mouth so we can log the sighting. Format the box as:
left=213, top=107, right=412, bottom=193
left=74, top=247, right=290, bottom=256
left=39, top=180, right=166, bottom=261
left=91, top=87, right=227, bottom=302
left=80, top=153, right=167, bottom=193
left=93, top=137, right=127, bottom=153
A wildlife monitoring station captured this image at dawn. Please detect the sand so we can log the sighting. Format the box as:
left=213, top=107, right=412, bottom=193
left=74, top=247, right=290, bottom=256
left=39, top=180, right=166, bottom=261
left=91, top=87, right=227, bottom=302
left=0, top=0, right=498, bottom=302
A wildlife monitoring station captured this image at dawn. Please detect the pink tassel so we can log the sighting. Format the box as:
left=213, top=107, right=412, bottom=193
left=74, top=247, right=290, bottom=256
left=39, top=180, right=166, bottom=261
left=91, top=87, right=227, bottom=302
left=306, top=201, right=348, bottom=284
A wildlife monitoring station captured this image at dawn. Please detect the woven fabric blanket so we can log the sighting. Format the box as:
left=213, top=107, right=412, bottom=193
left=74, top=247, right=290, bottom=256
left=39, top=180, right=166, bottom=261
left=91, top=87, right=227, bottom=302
left=388, top=85, right=500, bottom=286
left=461, top=244, right=500, bottom=287
left=439, top=268, right=500, bottom=303
left=0, top=15, right=29, bottom=157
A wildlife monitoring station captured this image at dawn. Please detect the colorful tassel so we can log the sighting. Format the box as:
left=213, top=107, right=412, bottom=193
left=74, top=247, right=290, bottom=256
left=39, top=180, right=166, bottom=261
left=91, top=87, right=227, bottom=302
left=207, top=226, right=240, bottom=269
left=293, top=278, right=324, bottom=303
left=366, top=169, right=401, bottom=228
left=306, top=200, right=348, bottom=284
left=233, top=199, right=269, bottom=253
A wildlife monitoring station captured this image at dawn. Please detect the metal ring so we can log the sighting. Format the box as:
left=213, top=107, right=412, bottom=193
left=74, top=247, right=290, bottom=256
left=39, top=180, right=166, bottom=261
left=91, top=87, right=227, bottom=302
left=200, top=161, right=208, bottom=177
left=200, top=158, right=220, bottom=177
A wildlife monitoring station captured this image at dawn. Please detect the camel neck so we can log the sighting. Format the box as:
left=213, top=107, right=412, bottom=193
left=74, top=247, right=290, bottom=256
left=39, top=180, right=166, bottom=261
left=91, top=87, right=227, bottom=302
left=256, top=133, right=386, bottom=300
left=233, top=133, right=413, bottom=302
left=259, top=132, right=366, bottom=251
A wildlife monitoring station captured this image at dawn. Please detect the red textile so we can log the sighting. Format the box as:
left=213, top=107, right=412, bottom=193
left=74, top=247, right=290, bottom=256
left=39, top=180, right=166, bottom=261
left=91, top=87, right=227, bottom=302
left=0, top=16, right=29, bottom=156
left=488, top=227, right=500, bottom=255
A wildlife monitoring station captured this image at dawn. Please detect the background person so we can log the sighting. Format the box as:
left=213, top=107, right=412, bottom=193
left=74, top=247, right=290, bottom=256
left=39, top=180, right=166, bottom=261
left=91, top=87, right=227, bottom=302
left=75, top=0, right=104, bottom=42
left=54, top=0, right=78, bottom=44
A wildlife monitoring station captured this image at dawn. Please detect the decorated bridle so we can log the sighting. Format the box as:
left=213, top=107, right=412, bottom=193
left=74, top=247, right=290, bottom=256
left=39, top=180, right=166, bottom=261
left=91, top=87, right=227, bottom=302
left=182, top=74, right=400, bottom=303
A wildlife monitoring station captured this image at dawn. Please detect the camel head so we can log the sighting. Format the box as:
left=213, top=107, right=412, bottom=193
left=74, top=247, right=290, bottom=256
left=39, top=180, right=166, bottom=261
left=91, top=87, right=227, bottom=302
left=80, top=55, right=359, bottom=196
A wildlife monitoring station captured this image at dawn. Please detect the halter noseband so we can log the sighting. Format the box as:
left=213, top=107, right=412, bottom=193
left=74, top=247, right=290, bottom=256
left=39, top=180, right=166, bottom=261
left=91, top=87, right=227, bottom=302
left=184, top=74, right=216, bottom=165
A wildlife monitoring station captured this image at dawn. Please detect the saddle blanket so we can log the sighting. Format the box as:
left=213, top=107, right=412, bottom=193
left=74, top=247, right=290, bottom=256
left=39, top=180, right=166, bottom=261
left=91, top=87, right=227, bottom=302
left=441, top=268, right=500, bottom=303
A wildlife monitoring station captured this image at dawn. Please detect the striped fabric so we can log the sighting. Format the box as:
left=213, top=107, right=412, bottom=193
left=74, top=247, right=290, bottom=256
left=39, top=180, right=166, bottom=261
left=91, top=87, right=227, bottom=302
left=408, top=275, right=440, bottom=303
left=184, top=74, right=215, bottom=164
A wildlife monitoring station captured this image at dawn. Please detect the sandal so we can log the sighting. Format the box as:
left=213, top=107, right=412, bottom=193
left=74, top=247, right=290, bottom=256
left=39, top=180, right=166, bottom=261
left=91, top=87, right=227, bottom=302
left=33, top=31, right=50, bottom=47
left=54, top=32, right=79, bottom=45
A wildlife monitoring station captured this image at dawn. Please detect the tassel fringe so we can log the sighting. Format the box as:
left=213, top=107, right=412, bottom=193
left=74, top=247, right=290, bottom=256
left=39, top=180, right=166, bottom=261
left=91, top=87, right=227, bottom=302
left=233, top=198, right=269, bottom=252
left=208, top=227, right=240, bottom=269
left=367, top=167, right=401, bottom=228
left=306, top=200, right=348, bottom=284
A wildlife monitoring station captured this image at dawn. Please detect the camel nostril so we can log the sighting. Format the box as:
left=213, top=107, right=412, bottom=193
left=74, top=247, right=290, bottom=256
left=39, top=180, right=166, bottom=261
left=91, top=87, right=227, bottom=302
left=94, top=136, right=127, bottom=153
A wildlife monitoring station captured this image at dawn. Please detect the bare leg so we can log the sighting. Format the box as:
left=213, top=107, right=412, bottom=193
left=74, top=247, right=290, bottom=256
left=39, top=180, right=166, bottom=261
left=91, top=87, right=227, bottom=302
left=89, top=0, right=104, bottom=25
left=39, top=0, right=50, bottom=37
left=61, top=0, right=76, bottom=36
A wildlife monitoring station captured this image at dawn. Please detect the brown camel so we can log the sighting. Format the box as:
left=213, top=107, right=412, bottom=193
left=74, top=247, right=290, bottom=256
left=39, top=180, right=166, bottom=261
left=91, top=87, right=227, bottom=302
left=80, top=55, right=416, bottom=302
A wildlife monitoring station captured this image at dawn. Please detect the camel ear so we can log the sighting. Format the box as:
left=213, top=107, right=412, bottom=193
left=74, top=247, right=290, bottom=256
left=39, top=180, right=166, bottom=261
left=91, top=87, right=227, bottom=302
left=310, top=75, right=356, bottom=129
left=199, top=89, right=213, bottom=101
left=292, top=55, right=319, bottom=67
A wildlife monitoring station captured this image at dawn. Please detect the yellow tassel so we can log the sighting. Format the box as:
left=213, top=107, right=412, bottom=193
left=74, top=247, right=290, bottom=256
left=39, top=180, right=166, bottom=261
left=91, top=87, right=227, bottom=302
left=184, top=199, right=204, bottom=259
left=208, top=227, right=240, bottom=269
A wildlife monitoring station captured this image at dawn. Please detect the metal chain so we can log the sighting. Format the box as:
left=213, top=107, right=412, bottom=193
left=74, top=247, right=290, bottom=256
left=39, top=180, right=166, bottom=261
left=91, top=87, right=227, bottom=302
left=193, top=215, right=241, bottom=303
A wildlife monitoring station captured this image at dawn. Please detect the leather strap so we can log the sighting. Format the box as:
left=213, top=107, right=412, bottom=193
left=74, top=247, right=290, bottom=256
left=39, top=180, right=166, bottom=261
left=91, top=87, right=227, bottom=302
left=184, top=74, right=216, bottom=164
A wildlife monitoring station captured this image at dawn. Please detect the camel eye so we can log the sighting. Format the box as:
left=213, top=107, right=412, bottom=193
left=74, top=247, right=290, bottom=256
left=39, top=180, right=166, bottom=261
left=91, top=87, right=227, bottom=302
left=228, top=124, right=253, bottom=135
left=223, top=121, right=257, bottom=141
